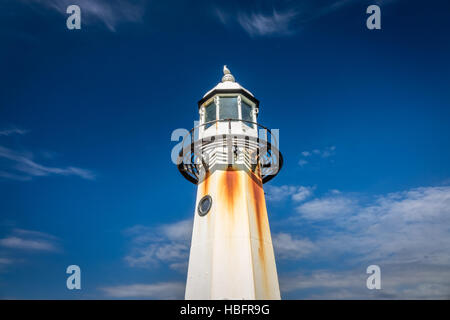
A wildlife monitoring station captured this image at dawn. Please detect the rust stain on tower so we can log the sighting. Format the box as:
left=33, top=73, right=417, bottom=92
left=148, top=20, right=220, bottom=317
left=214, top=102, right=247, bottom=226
left=249, top=171, right=265, bottom=241
left=221, top=167, right=241, bottom=215
left=200, top=170, right=210, bottom=196
left=247, top=170, right=271, bottom=295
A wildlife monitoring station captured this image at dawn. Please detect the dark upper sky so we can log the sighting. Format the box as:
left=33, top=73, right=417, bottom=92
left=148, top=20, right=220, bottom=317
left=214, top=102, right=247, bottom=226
left=0, top=0, right=449, bottom=299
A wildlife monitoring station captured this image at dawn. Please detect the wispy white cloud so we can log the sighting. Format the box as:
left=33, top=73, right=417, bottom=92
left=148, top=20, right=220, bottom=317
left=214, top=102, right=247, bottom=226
left=20, top=0, right=147, bottom=31
left=292, top=186, right=315, bottom=202
left=273, top=233, right=316, bottom=260
left=237, top=9, right=298, bottom=37
left=100, top=281, right=185, bottom=299
left=294, top=186, right=450, bottom=263
left=0, top=257, right=15, bottom=272
left=214, top=7, right=229, bottom=25
left=298, top=159, right=308, bottom=167
left=0, top=145, right=95, bottom=181
left=296, top=195, right=356, bottom=220
left=0, top=237, right=56, bottom=251
left=214, top=0, right=388, bottom=38
left=281, top=264, right=450, bottom=300
left=0, top=127, right=28, bottom=136
left=0, top=257, right=14, bottom=268
left=160, top=219, right=192, bottom=242
left=298, top=146, right=336, bottom=167
left=0, top=228, right=60, bottom=252
left=0, top=257, right=13, bottom=265
left=0, top=171, right=32, bottom=181
left=124, top=219, right=192, bottom=273
left=301, top=151, right=311, bottom=157
left=281, top=269, right=367, bottom=294
left=303, top=146, right=336, bottom=158
left=12, top=228, right=58, bottom=240
left=277, top=185, right=450, bottom=299
left=321, top=146, right=336, bottom=158
left=265, top=185, right=314, bottom=202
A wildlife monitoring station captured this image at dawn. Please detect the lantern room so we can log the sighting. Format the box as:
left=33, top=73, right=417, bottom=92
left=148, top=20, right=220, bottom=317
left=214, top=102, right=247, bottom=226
left=177, top=65, right=283, bottom=185
left=197, top=66, right=259, bottom=138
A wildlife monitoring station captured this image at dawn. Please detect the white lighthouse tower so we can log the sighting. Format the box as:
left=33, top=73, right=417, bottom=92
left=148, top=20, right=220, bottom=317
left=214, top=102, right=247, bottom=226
left=177, top=66, right=283, bottom=300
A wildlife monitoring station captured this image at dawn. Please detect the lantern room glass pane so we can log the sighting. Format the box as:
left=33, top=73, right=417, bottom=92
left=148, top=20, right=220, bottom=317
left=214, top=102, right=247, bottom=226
left=204, top=102, right=216, bottom=129
left=241, top=101, right=254, bottom=127
left=219, top=97, right=238, bottom=120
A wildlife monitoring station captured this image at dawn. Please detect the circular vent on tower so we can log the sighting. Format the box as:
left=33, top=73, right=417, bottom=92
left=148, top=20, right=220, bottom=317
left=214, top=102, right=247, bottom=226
left=198, top=195, right=212, bottom=216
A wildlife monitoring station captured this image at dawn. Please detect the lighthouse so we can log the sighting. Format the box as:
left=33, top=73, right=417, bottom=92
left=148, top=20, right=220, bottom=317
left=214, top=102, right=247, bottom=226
left=177, top=66, right=283, bottom=300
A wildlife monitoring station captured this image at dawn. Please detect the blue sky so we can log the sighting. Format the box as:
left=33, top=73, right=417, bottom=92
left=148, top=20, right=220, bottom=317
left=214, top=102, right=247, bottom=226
left=0, top=0, right=449, bottom=299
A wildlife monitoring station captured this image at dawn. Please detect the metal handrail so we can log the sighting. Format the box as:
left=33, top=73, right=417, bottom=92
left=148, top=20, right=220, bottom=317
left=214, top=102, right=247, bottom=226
left=176, top=118, right=283, bottom=184
left=179, top=118, right=279, bottom=151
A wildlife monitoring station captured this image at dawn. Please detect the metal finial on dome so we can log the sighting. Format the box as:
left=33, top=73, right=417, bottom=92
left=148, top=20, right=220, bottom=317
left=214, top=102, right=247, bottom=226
left=222, top=65, right=235, bottom=83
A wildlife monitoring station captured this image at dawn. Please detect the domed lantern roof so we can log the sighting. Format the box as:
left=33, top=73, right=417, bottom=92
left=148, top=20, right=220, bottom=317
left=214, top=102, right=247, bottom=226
left=198, top=66, right=260, bottom=108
